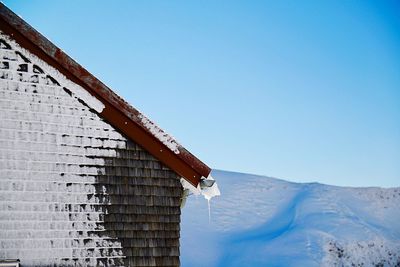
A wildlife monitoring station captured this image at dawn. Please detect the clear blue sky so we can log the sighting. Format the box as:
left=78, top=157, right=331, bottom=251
left=4, top=0, right=399, bottom=187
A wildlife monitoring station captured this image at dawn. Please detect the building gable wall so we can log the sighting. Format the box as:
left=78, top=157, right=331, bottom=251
left=0, top=31, right=182, bottom=267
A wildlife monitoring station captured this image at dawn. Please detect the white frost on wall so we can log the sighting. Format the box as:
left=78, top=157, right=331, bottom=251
left=0, top=30, right=125, bottom=265
left=138, top=114, right=180, bottom=154
left=0, top=32, right=105, bottom=113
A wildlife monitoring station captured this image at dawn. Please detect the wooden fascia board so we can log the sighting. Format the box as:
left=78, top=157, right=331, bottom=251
left=0, top=4, right=211, bottom=186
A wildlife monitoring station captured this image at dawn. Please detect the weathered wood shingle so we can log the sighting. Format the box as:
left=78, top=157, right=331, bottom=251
left=0, top=31, right=182, bottom=266
left=98, top=140, right=182, bottom=266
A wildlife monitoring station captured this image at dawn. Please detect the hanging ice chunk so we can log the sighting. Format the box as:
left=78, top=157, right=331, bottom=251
left=180, top=175, right=221, bottom=222
left=200, top=178, right=216, bottom=188
left=201, top=176, right=220, bottom=223
left=180, top=175, right=221, bottom=201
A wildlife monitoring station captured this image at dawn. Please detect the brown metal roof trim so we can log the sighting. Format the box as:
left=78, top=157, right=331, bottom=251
left=0, top=3, right=210, bottom=186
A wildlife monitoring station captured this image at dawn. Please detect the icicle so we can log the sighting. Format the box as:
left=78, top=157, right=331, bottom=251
left=207, top=199, right=211, bottom=223
left=200, top=175, right=220, bottom=203
left=180, top=175, right=220, bottom=223
left=201, top=177, right=220, bottom=224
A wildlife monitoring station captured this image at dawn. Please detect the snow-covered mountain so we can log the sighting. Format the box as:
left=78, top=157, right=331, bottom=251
left=180, top=170, right=400, bottom=267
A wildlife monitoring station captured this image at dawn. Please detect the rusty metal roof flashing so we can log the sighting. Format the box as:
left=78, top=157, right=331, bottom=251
left=0, top=3, right=211, bottom=186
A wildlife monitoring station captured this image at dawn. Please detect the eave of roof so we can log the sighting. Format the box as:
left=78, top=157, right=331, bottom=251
left=0, top=3, right=211, bottom=186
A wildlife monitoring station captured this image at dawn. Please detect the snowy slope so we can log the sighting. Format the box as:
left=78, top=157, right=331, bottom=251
left=180, top=170, right=400, bottom=267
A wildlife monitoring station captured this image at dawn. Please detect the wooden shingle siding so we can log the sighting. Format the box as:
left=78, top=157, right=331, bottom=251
left=0, top=31, right=182, bottom=266
left=98, top=140, right=181, bottom=266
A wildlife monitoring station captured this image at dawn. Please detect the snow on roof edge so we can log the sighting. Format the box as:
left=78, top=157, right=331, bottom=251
left=138, top=113, right=181, bottom=155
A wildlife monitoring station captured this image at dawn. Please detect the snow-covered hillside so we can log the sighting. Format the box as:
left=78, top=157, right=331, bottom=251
left=181, top=170, right=400, bottom=267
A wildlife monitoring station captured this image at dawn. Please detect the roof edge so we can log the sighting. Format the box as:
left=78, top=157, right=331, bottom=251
left=0, top=3, right=211, bottom=186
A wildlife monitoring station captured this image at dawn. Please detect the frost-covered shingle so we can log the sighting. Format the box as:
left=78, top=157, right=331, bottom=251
left=0, top=31, right=182, bottom=266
